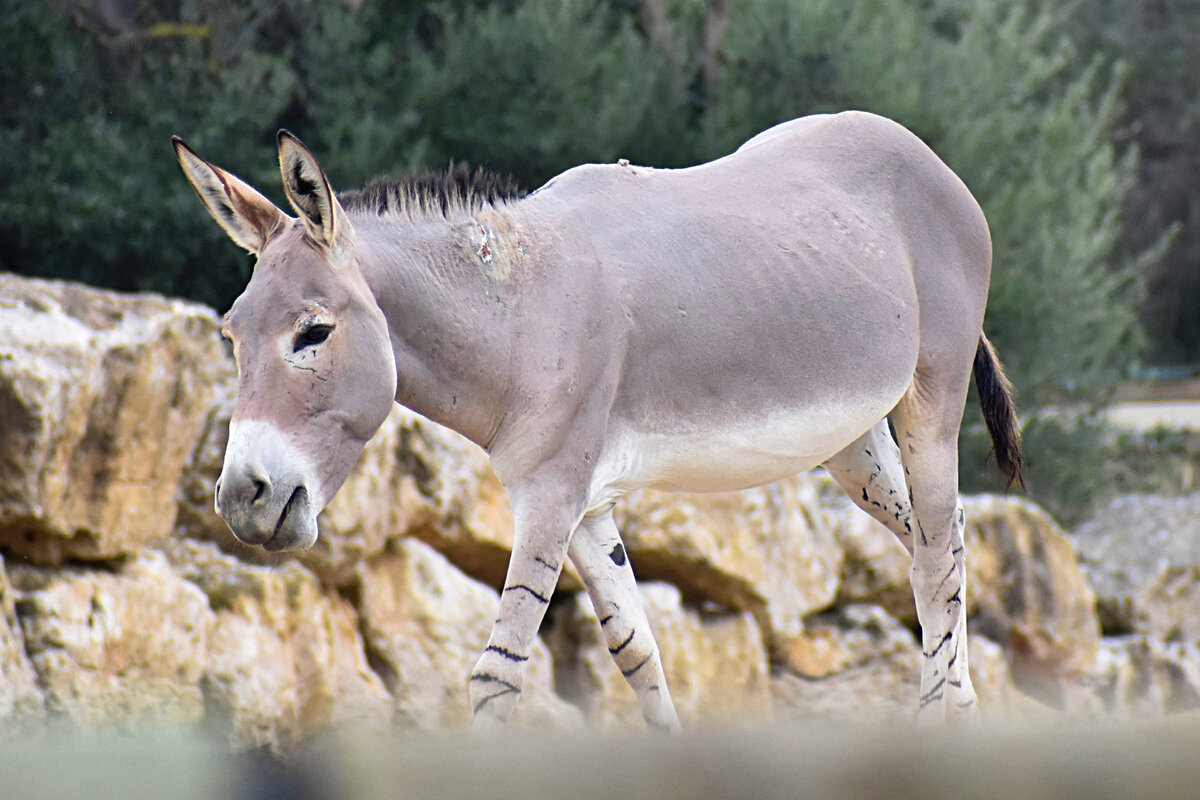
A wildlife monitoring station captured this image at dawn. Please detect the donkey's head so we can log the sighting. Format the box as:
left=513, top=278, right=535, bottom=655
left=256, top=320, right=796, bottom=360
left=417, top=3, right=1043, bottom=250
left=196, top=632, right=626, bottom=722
left=174, top=132, right=396, bottom=551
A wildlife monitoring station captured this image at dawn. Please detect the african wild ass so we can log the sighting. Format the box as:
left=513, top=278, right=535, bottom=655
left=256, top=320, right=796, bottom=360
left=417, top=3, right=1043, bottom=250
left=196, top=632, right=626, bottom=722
left=174, top=111, right=1021, bottom=729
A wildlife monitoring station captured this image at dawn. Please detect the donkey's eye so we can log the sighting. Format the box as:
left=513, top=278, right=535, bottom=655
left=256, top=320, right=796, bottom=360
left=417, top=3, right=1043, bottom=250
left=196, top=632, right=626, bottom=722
left=294, top=324, right=334, bottom=352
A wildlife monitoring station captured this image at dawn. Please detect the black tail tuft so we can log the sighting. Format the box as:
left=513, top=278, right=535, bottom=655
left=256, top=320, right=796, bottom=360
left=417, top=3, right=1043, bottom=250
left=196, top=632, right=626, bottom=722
left=973, top=334, right=1024, bottom=490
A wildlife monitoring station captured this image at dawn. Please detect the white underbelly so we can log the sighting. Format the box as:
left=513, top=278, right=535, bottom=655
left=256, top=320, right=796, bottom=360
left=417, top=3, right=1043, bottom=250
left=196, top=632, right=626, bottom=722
left=587, top=394, right=897, bottom=508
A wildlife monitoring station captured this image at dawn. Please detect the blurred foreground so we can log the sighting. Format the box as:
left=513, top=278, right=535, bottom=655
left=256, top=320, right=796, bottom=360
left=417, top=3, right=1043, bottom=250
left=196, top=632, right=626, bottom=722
left=5, top=716, right=1200, bottom=800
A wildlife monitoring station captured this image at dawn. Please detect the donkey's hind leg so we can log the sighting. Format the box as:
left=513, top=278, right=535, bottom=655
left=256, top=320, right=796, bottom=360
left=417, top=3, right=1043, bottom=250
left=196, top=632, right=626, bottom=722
left=891, top=390, right=979, bottom=724
left=825, top=419, right=914, bottom=555
left=569, top=508, right=681, bottom=732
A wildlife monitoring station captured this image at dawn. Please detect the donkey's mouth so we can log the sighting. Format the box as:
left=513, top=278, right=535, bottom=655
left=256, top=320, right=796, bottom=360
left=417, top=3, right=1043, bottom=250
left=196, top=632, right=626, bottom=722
left=264, top=485, right=307, bottom=551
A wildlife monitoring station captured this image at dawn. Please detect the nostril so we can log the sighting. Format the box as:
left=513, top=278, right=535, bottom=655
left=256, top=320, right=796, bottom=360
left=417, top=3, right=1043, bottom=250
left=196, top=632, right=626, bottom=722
left=250, top=477, right=268, bottom=506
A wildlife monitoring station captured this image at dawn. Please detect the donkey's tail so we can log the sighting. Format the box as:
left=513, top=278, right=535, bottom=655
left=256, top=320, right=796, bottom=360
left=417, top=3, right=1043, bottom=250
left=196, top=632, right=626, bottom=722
left=973, top=333, right=1024, bottom=490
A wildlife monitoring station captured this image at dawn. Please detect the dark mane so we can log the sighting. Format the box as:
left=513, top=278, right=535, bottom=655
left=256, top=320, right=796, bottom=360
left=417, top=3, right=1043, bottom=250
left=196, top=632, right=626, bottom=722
left=338, top=162, right=525, bottom=218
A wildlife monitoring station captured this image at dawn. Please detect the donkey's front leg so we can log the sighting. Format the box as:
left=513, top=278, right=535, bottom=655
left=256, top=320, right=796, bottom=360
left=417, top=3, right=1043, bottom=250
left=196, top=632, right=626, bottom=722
left=469, top=485, right=578, bottom=729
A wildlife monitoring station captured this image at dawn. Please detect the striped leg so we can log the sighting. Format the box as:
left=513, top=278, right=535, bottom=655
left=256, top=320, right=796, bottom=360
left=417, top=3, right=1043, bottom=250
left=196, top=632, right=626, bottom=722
left=825, top=419, right=914, bottom=556
left=469, top=488, right=576, bottom=730
left=570, top=508, right=681, bottom=732
left=892, top=400, right=979, bottom=724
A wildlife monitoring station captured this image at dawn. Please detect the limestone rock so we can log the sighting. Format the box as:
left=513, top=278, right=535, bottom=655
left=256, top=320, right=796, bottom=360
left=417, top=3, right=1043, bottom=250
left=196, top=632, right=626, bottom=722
left=782, top=604, right=918, bottom=680
left=172, top=387, right=234, bottom=547
left=546, top=583, right=770, bottom=728
left=11, top=552, right=211, bottom=730
left=353, top=538, right=580, bottom=731
left=0, top=275, right=228, bottom=562
left=163, top=540, right=393, bottom=752
left=1081, top=635, right=1200, bottom=718
left=967, top=633, right=1052, bottom=722
left=0, top=555, right=44, bottom=728
left=1075, top=495, right=1200, bottom=643
left=770, top=605, right=1040, bottom=723
left=962, top=495, right=1100, bottom=702
left=771, top=605, right=921, bottom=723
left=642, top=583, right=771, bottom=726
left=615, top=476, right=842, bottom=656
left=815, top=472, right=916, bottom=626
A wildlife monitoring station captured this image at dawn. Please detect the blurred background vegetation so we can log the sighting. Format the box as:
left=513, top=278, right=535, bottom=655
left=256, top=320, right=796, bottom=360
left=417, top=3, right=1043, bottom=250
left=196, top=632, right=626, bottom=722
left=2, top=0, right=1197, bottom=524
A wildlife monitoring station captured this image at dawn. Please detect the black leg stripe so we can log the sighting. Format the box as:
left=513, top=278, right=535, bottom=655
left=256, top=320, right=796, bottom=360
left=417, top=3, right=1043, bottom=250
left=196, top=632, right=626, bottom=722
left=936, top=562, right=958, bottom=593
left=924, top=631, right=953, bottom=659
left=622, top=654, right=651, bottom=678
left=920, top=677, right=947, bottom=705
left=504, top=584, right=550, bottom=604
left=919, top=691, right=945, bottom=710
left=599, top=615, right=614, bottom=626
left=608, top=629, right=636, bottom=655
left=533, top=556, right=558, bottom=572
left=470, top=673, right=520, bottom=692
left=473, top=687, right=520, bottom=715
left=485, top=644, right=529, bottom=662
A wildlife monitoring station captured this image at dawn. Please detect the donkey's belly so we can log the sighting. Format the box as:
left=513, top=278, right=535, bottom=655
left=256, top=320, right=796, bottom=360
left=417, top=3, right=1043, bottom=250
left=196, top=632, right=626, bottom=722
left=590, top=390, right=900, bottom=505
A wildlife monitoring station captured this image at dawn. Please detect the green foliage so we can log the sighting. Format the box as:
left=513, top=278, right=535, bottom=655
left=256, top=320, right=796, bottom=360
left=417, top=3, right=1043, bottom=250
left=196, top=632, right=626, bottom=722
left=0, top=0, right=310, bottom=307
left=400, top=0, right=692, bottom=181
left=1077, top=0, right=1200, bottom=365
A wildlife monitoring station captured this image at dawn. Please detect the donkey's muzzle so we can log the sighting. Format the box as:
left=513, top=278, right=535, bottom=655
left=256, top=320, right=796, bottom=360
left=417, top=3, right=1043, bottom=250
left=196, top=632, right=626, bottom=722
left=215, top=420, right=321, bottom=551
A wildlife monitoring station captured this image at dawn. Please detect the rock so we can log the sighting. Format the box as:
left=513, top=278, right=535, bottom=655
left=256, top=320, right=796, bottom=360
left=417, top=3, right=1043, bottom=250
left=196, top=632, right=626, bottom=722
left=163, top=540, right=393, bottom=752
left=967, top=633, right=1052, bottom=722
left=1081, top=635, right=1200, bottom=718
left=0, top=555, right=43, bottom=728
left=545, top=583, right=771, bottom=728
left=815, top=472, right=916, bottom=626
left=782, top=604, right=918, bottom=680
left=1075, top=495, right=1200, bottom=642
left=353, top=538, right=580, bottom=731
left=172, top=388, right=234, bottom=547
left=771, top=605, right=920, bottom=723
left=615, top=476, right=842, bottom=657
left=775, top=603, right=1048, bottom=723
left=11, top=552, right=211, bottom=731
left=962, top=495, right=1100, bottom=704
left=1136, top=566, right=1200, bottom=644
left=771, top=605, right=1044, bottom=723
left=642, top=583, right=772, bottom=726
left=819, top=482, right=1102, bottom=697
left=0, top=275, right=228, bottom=563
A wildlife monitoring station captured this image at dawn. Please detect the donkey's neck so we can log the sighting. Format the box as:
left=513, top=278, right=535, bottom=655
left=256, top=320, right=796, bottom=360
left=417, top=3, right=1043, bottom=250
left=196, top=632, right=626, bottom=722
left=352, top=210, right=519, bottom=450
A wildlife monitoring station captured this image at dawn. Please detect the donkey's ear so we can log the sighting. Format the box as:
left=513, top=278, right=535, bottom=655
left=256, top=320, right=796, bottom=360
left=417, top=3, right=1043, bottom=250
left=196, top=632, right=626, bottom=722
left=277, top=130, right=348, bottom=248
left=172, top=136, right=288, bottom=255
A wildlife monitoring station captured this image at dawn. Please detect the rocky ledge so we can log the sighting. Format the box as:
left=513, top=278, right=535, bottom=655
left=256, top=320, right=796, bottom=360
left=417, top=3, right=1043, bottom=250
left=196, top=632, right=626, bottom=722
left=0, top=273, right=1196, bottom=751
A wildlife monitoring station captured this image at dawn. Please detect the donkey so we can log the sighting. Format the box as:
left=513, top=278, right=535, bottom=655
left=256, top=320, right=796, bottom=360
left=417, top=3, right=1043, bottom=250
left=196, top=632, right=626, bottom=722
left=173, top=110, right=1021, bottom=730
